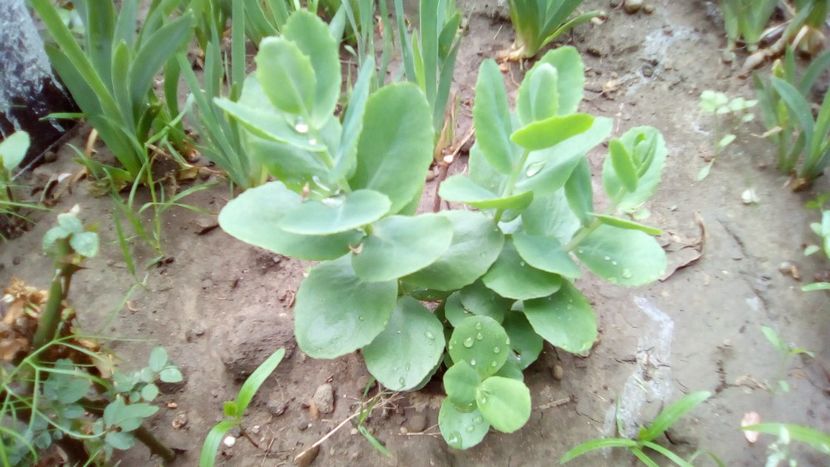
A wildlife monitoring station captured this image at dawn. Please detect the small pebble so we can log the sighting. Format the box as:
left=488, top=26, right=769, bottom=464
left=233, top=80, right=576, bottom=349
left=643, top=3, right=654, bottom=14
left=552, top=364, right=564, bottom=381
left=171, top=412, right=188, bottom=429
left=610, top=0, right=622, bottom=7
left=624, top=0, right=643, bottom=14
left=312, top=383, right=335, bottom=414
left=43, top=151, right=58, bottom=163
left=223, top=436, right=236, bottom=447
left=267, top=399, right=288, bottom=417
left=587, top=46, right=603, bottom=57
left=642, top=64, right=654, bottom=77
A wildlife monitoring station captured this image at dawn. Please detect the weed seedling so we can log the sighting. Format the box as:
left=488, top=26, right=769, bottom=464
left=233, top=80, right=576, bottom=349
left=697, top=90, right=757, bottom=180
left=761, top=326, right=813, bottom=392
left=200, top=348, right=285, bottom=467
left=506, top=0, right=601, bottom=59
left=561, top=391, right=713, bottom=465
left=743, top=422, right=830, bottom=465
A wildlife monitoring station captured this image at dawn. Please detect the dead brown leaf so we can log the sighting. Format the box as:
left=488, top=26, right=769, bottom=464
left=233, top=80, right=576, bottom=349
left=660, top=212, right=706, bottom=281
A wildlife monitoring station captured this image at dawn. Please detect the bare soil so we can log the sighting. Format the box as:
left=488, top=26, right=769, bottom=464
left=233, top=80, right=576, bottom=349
left=3, top=1, right=830, bottom=466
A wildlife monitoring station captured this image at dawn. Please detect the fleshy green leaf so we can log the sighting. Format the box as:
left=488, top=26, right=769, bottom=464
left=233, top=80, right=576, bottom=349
left=447, top=316, right=510, bottom=378
left=482, top=239, right=562, bottom=300
left=574, top=225, right=666, bottom=286
left=609, top=139, right=638, bottom=192
left=523, top=282, right=597, bottom=354
left=459, top=281, right=511, bottom=323
left=521, top=190, right=582, bottom=244
left=517, top=63, right=559, bottom=124
left=602, top=127, right=667, bottom=213
left=565, top=158, right=594, bottom=226
left=255, top=37, right=316, bottom=116
left=278, top=190, right=391, bottom=235
left=502, top=311, right=543, bottom=369
left=282, top=10, right=340, bottom=124
left=473, top=59, right=517, bottom=174
left=439, top=399, right=489, bottom=450
left=439, top=175, right=534, bottom=211
left=511, top=114, right=594, bottom=151
left=294, top=257, right=397, bottom=358
left=475, top=376, right=531, bottom=433
left=443, top=361, right=480, bottom=411
left=403, top=211, right=505, bottom=291
left=362, top=298, right=445, bottom=391
left=512, top=231, right=581, bottom=278
left=638, top=391, right=711, bottom=442
left=0, top=131, right=30, bottom=171
left=350, top=83, right=434, bottom=213
left=592, top=214, right=663, bottom=236
left=352, top=214, right=453, bottom=282
left=219, top=182, right=364, bottom=261
left=534, top=47, right=584, bottom=115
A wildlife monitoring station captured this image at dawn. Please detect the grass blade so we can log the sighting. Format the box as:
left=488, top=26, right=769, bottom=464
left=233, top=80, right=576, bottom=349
left=642, top=441, right=693, bottom=467
left=235, top=348, right=286, bottom=413
left=743, top=423, right=830, bottom=455
left=560, top=438, right=638, bottom=463
left=199, top=419, right=237, bottom=467
left=638, top=391, right=711, bottom=442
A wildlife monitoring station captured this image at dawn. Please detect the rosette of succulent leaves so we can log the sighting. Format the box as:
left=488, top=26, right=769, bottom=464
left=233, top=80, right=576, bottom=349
left=217, top=11, right=667, bottom=449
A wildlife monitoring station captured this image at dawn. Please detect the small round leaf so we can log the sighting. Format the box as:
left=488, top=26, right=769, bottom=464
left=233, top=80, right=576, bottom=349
left=523, top=282, right=596, bottom=354
left=278, top=190, right=391, bottom=235
left=482, top=239, right=562, bottom=300
left=438, top=399, right=490, bottom=450
left=443, top=361, right=481, bottom=411
left=448, top=316, right=510, bottom=379
left=574, top=225, right=666, bottom=286
left=475, top=376, right=531, bottom=433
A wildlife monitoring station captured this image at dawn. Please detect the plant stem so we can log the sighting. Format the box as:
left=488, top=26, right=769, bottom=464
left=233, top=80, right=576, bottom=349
left=494, top=150, right=530, bottom=223
left=30, top=273, right=64, bottom=352
left=134, top=425, right=177, bottom=463
left=565, top=218, right=602, bottom=252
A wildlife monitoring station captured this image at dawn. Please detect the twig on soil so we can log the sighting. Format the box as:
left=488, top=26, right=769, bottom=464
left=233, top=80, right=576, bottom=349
left=536, top=396, right=574, bottom=411
left=400, top=424, right=441, bottom=438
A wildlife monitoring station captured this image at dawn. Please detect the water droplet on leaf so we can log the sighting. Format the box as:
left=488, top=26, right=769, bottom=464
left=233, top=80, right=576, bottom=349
left=475, top=333, right=483, bottom=341
left=463, top=337, right=474, bottom=348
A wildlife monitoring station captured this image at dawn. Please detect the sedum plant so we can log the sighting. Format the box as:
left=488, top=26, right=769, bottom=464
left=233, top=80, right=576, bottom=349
left=507, top=0, right=600, bottom=59
left=755, top=48, right=830, bottom=188
left=218, top=10, right=667, bottom=449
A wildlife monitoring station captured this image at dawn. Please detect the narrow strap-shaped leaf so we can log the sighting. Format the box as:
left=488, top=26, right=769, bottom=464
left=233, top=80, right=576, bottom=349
left=642, top=441, right=693, bottom=467
left=129, top=14, right=194, bottom=112
left=592, top=214, right=662, bottom=236
left=111, top=42, right=135, bottom=130
left=235, top=348, right=286, bottom=413
left=420, top=0, right=440, bottom=105
left=199, top=419, right=238, bottom=467
left=113, top=0, right=138, bottom=48
left=82, top=0, right=116, bottom=86
left=632, top=448, right=659, bottom=467
left=335, top=58, right=375, bottom=180
left=511, top=114, right=594, bottom=151
left=638, top=391, right=711, bottom=442
left=799, top=49, right=830, bottom=94
left=743, top=423, right=830, bottom=454
left=560, top=438, right=638, bottom=463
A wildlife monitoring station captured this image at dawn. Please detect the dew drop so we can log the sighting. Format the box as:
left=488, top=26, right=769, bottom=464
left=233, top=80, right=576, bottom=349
left=577, top=248, right=584, bottom=254
left=505, top=337, right=511, bottom=345
left=447, top=433, right=460, bottom=446
left=519, top=261, right=526, bottom=267
left=425, top=331, right=435, bottom=340
left=470, top=359, right=477, bottom=366
left=525, top=162, right=544, bottom=177
left=475, top=322, right=483, bottom=331
left=490, top=361, right=498, bottom=367
left=493, top=346, right=501, bottom=354
left=480, top=396, right=487, bottom=404
left=475, top=333, right=484, bottom=341
left=622, top=269, right=633, bottom=279
left=405, top=363, right=411, bottom=371
left=463, top=337, right=475, bottom=348
left=474, top=416, right=484, bottom=424
left=466, top=425, right=475, bottom=432
left=358, top=315, right=365, bottom=321
left=308, top=138, right=318, bottom=145
left=398, top=377, right=406, bottom=386
left=294, top=120, right=309, bottom=134
left=611, top=260, right=618, bottom=266
left=604, top=255, right=611, bottom=261
left=396, top=330, right=402, bottom=334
